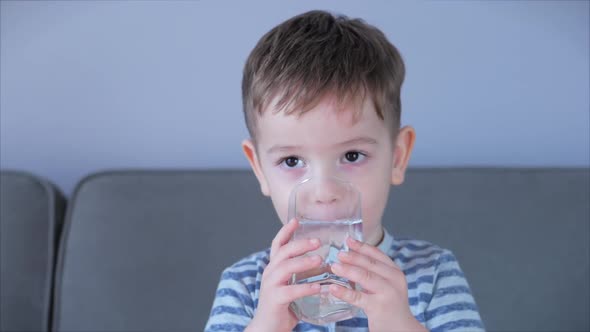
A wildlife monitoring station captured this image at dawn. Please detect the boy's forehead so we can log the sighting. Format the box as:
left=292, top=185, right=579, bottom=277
left=265, top=93, right=369, bottom=122
left=255, top=96, right=385, bottom=149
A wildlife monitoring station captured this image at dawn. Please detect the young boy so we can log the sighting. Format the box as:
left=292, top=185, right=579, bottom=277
left=205, top=10, right=484, bottom=332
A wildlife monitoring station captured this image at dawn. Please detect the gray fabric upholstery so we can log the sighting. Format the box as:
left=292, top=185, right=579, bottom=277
left=52, top=168, right=589, bottom=332
left=0, top=171, right=65, bottom=332
left=53, top=171, right=280, bottom=332
left=384, top=169, right=589, bottom=331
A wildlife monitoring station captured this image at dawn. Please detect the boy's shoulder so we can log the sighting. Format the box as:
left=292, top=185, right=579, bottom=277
left=233, top=247, right=271, bottom=266
left=224, top=235, right=454, bottom=269
left=223, top=235, right=454, bottom=276
left=388, top=236, right=463, bottom=280
left=221, top=248, right=271, bottom=281
left=385, top=233, right=457, bottom=272
left=381, top=228, right=449, bottom=260
left=220, top=232, right=459, bottom=282
left=391, top=237, right=447, bottom=255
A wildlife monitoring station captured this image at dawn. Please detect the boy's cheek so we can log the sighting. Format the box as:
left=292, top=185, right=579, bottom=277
left=270, top=196, right=288, bottom=225
left=268, top=182, right=297, bottom=224
left=358, top=177, right=391, bottom=220
left=265, top=163, right=308, bottom=184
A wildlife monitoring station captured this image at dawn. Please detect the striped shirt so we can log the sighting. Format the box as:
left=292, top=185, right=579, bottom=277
left=205, top=229, right=484, bottom=331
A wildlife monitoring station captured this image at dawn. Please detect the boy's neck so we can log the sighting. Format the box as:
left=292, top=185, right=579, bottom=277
left=366, top=226, right=385, bottom=247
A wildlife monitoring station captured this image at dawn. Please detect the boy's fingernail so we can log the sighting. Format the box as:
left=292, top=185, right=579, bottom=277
left=309, top=239, right=320, bottom=245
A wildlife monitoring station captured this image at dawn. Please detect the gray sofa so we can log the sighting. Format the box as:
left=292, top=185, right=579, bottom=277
left=1, top=168, right=589, bottom=331
left=0, top=171, right=66, bottom=332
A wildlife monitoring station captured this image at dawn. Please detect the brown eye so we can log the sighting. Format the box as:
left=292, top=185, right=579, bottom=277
left=284, top=157, right=300, bottom=168
left=345, top=152, right=359, bottom=162
left=342, top=151, right=366, bottom=164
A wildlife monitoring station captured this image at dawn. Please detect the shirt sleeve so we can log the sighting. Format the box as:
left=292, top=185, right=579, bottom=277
left=204, top=267, right=256, bottom=332
left=424, top=250, right=485, bottom=332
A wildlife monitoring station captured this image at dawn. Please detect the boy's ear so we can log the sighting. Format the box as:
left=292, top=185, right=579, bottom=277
left=242, top=139, right=270, bottom=196
left=391, top=126, right=416, bottom=186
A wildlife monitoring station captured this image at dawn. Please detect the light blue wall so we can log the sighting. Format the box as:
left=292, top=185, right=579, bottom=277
left=1, top=0, right=588, bottom=194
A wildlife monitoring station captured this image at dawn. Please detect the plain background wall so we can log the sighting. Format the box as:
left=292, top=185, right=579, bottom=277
left=1, top=0, right=589, bottom=195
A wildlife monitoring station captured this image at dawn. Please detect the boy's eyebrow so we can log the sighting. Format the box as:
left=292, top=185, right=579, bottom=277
left=267, top=145, right=303, bottom=154
left=267, top=137, right=378, bottom=154
left=335, top=137, right=378, bottom=147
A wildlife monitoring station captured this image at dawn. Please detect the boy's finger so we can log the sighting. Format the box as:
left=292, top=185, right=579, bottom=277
left=272, top=238, right=321, bottom=265
left=328, top=284, right=367, bottom=309
left=273, top=283, right=321, bottom=305
left=268, top=254, right=323, bottom=285
left=337, top=250, right=398, bottom=282
left=331, top=262, right=387, bottom=293
left=347, top=237, right=399, bottom=269
left=270, top=218, right=299, bottom=260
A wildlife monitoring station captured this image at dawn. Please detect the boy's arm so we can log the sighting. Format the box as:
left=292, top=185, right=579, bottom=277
left=204, top=267, right=255, bottom=332
left=424, top=250, right=485, bottom=332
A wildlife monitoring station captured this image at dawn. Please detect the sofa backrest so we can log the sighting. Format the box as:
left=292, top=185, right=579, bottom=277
left=52, top=168, right=589, bottom=331
left=383, top=168, right=589, bottom=331
left=52, top=171, right=279, bottom=331
left=0, top=171, right=65, bottom=332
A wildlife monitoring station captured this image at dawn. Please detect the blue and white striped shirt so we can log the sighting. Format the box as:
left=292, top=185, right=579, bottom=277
left=205, top=229, right=484, bottom=331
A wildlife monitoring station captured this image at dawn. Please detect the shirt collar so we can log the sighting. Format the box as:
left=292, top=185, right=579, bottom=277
left=376, top=227, right=394, bottom=255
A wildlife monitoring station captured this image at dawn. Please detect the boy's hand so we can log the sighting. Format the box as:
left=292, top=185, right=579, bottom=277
left=246, top=219, right=322, bottom=332
left=329, top=237, right=428, bottom=332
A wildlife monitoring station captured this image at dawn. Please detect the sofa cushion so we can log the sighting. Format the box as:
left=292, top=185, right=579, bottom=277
left=0, top=171, right=65, bottom=332
left=52, top=168, right=589, bottom=331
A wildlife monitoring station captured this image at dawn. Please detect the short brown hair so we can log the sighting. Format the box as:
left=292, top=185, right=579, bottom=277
left=242, top=10, right=405, bottom=140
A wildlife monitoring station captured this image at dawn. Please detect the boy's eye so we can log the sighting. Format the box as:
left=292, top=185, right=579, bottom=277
left=281, top=156, right=304, bottom=168
left=345, top=152, right=359, bottom=162
left=342, top=151, right=366, bottom=163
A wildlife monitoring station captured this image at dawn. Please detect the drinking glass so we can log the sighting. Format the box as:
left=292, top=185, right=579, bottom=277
left=288, top=177, right=363, bottom=325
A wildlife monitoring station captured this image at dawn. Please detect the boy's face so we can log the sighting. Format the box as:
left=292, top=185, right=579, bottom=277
left=243, top=95, right=415, bottom=245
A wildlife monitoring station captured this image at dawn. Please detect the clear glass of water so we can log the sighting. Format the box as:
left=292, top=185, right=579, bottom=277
left=288, top=177, right=363, bottom=325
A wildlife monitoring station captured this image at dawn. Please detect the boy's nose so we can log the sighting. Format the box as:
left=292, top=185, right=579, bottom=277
left=315, top=194, right=338, bottom=205
left=312, top=182, right=340, bottom=205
